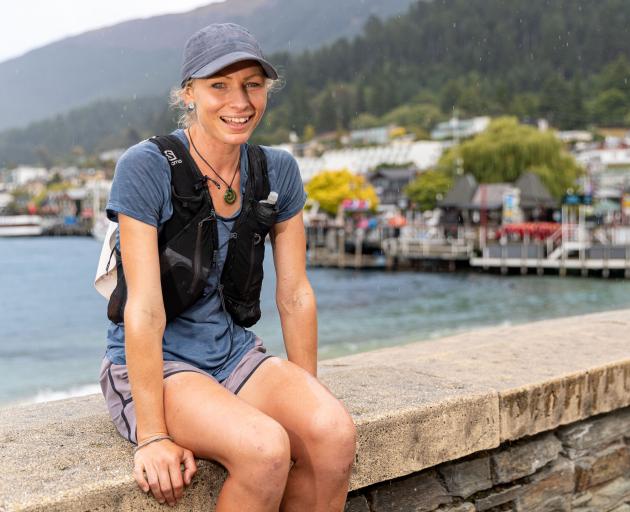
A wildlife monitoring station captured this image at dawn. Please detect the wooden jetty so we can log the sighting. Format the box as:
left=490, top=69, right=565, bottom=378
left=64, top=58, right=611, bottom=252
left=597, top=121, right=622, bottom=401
left=307, top=226, right=386, bottom=269
left=471, top=242, right=630, bottom=278
left=382, top=237, right=474, bottom=271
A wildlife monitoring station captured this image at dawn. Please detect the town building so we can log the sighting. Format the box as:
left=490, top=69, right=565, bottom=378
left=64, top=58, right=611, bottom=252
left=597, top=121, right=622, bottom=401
left=430, top=116, right=490, bottom=140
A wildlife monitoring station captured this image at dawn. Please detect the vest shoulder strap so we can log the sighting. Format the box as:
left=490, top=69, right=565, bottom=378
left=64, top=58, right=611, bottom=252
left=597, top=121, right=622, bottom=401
left=246, top=144, right=270, bottom=200
left=149, top=135, right=204, bottom=198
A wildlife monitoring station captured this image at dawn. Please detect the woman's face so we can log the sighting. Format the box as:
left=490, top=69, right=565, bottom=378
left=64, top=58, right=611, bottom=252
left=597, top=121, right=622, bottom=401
left=185, top=60, right=268, bottom=146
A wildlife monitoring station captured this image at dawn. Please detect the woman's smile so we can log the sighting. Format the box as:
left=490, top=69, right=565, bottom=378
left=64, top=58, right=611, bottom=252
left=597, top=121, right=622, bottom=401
left=220, top=113, right=255, bottom=131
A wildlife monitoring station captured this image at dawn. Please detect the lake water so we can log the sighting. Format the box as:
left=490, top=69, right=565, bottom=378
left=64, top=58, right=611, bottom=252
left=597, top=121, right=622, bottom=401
left=2, top=236, right=630, bottom=407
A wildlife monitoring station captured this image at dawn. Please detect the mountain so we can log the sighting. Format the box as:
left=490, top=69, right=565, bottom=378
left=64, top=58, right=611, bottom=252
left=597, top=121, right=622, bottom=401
left=6, top=0, right=630, bottom=168
left=0, top=0, right=417, bottom=131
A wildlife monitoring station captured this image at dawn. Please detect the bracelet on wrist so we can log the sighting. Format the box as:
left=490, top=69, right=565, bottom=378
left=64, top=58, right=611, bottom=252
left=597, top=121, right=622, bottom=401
left=137, top=431, right=169, bottom=444
left=133, top=434, right=173, bottom=455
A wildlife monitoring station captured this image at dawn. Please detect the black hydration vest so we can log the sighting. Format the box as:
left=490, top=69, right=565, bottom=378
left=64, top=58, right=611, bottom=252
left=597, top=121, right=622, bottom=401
left=107, top=134, right=277, bottom=327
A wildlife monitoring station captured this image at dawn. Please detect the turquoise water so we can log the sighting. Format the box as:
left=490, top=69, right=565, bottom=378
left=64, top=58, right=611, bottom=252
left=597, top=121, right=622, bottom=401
left=2, top=237, right=630, bottom=406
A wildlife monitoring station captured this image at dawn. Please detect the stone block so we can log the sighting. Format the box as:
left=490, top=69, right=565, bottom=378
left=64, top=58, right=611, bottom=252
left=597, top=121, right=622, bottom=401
left=474, top=485, right=523, bottom=511
left=558, top=408, right=630, bottom=459
left=437, top=504, right=475, bottom=512
left=491, top=432, right=562, bottom=484
left=575, top=442, right=630, bottom=491
left=368, top=471, right=452, bottom=512
left=438, top=455, right=492, bottom=498
left=515, top=457, right=574, bottom=511
left=345, top=494, right=370, bottom=512
left=571, top=491, right=592, bottom=509
left=498, top=367, right=630, bottom=444
left=611, top=504, right=630, bottom=512
left=324, top=365, right=498, bottom=490
left=518, top=495, right=571, bottom=512
left=574, top=476, right=630, bottom=512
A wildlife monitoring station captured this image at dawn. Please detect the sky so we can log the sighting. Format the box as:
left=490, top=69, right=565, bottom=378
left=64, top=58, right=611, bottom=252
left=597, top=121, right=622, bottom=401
left=0, top=0, right=224, bottom=63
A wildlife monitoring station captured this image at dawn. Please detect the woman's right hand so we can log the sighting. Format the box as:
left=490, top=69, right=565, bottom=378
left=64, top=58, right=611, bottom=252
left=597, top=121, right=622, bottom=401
left=133, top=439, right=197, bottom=506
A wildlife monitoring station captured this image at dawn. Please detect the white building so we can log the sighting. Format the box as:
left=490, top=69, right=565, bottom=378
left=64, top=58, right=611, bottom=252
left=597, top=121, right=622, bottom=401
left=9, top=166, right=48, bottom=187
left=291, top=140, right=447, bottom=182
left=575, top=142, right=630, bottom=193
left=430, top=116, right=490, bottom=140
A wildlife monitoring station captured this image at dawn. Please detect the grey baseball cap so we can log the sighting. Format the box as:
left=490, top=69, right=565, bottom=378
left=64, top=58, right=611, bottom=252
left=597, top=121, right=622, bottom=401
left=180, top=23, right=278, bottom=86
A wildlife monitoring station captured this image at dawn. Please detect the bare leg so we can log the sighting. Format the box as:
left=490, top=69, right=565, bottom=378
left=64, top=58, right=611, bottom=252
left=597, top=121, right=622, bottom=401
left=162, top=371, right=291, bottom=512
left=238, top=358, right=357, bottom=512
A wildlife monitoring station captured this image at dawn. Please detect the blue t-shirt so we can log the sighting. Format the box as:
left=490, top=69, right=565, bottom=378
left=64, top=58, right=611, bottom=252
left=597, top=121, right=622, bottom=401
left=105, top=129, right=307, bottom=381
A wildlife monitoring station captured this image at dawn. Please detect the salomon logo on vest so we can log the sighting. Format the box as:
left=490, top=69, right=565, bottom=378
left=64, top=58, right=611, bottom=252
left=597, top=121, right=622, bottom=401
left=164, top=150, right=183, bottom=166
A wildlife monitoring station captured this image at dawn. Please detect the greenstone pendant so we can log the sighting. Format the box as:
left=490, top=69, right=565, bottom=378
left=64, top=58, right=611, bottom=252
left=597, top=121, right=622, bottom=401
left=224, top=187, right=237, bottom=205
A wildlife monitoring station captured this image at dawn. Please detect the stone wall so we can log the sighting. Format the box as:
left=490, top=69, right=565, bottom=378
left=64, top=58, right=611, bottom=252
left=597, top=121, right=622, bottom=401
left=345, top=407, right=630, bottom=512
left=2, top=309, right=630, bottom=511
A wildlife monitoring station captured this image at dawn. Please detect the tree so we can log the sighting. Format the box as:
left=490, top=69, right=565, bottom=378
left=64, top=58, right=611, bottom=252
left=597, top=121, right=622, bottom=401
left=588, top=89, right=630, bottom=126
left=405, top=170, right=453, bottom=211
left=594, top=55, right=630, bottom=98
left=381, top=103, right=443, bottom=132
left=315, top=90, right=338, bottom=132
left=305, top=169, right=379, bottom=215
left=350, top=113, right=381, bottom=130
left=436, top=117, right=582, bottom=198
left=539, top=74, right=572, bottom=128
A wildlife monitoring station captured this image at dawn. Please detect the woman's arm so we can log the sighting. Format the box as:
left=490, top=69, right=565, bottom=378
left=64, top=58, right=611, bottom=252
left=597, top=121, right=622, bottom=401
left=118, top=214, right=196, bottom=506
left=271, top=211, right=318, bottom=376
left=119, top=214, right=168, bottom=440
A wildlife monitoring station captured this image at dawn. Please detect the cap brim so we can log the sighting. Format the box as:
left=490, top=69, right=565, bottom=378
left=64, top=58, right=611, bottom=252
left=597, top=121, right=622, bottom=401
left=186, top=51, right=278, bottom=85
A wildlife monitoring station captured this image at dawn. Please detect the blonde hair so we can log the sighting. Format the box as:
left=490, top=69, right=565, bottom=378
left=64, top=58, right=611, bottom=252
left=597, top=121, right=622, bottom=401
left=169, top=76, right=283, bottom=129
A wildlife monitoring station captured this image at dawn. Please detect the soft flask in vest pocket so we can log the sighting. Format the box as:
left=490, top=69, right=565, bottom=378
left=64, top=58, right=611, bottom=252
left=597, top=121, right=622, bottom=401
left=220, top=194, right=278, bottom=327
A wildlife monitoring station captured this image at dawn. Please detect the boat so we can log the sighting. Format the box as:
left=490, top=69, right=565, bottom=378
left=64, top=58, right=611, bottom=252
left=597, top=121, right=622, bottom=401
left=0, top=215, right=43, bottom=237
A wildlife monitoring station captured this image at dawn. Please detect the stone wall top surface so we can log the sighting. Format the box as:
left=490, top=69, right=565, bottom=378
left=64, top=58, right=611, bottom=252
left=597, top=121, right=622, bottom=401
left=2, top=308, right=630, bottom=511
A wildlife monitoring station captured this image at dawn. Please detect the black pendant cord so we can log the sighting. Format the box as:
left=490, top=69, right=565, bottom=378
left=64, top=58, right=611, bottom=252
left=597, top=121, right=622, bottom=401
left=188, top=129, right=240, bottom=205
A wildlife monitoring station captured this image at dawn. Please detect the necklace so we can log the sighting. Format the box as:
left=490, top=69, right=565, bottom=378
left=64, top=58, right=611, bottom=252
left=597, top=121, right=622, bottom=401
left=188, top=129, right=240, bottom=205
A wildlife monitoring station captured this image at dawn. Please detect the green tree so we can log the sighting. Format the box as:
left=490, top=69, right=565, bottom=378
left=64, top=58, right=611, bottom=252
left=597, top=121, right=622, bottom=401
left=350, top=113, right=381, bottom=130
left=588, top=89, right=630, bottom=126
left=315, top=90, right=338, bottom=132
left=405, top=170, right=453, bottom=211
left=436, top=117, right=582, bottom=198
left=594, top=55, right=630, bottom=97
left=539, top=74, right=572, bottom=128
left=305, top=169, right=379, bottom=215
left=382, top=103, right=443, bottom=132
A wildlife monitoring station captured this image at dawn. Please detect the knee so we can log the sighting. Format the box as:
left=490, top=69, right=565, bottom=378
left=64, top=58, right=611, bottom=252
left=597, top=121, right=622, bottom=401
left=306, top=402, right=357, bottom=470
left=232, top=419, right=291, bottom=490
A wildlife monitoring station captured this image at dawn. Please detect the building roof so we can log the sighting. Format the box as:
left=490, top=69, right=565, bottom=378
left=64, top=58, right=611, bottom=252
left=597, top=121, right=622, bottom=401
left=369, top=167, right=417, bottom=181
left=439, top=172, right=557, bottom=210
left=439, top=174, right=477, bottom=207
left=515, top=172, right=557, bottom=208
left=470, top=184, right=516, bottom=209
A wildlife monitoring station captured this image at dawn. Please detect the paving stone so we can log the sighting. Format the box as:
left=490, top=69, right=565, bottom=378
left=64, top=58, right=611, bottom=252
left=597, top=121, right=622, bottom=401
left=344, top=494, right=370, bottom=512
left=474, top=485, right=522, bottom=511
left=557, top=409, right=630, bottom=459
left=368, top=470, right=452, bottom=512
left=575, top=442, right=630, bottom=491
left=491, top=432, right=562, bottom=484
left=515, top=457, right=574, bottom=511
left=438, top=455, right=492, bottom=498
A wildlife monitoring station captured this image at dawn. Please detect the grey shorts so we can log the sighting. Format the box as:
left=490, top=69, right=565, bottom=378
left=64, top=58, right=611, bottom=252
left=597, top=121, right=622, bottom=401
left=99, top=337, right=273, bottom=445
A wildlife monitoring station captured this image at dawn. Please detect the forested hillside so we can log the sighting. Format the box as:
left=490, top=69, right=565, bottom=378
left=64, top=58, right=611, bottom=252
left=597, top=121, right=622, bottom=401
left=0, top=0, right=416, bottom=131
left=3, top=0, right=630, bottom=166
left=263, top=0, right=630, bottom=137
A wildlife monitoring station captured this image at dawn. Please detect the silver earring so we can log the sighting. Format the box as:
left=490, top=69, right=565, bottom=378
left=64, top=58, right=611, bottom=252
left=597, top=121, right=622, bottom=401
left=187, top=102, right=195, bottom=111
